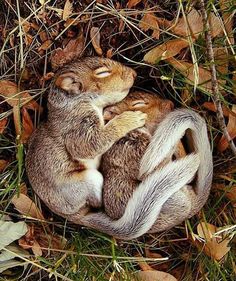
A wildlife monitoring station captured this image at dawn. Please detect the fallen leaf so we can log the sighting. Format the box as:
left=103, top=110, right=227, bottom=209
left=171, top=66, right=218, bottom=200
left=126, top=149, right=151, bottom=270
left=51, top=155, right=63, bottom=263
left=139, top=13, right=160, bottom=39
left=214, top=184, right=236, bottom=205
left=63, top=0, right=73, bottom=21
left=170, top=8, right=203, bottom=39
left=217, top=105, right=236, bottom=152
left=19, top=225, right=66, bottom=256
left=0, top=244, right=29, bottom=262
left=0, top=159, right=8, bottom=172
left=39, top=30, right=48, bottom=42
left=0, top=118, right=7, bottom=134
left=170, top=8, right=222, bottom=39
left=127, top=0, right=142, bottom=8
left=0, top=80, right=41, bottom=111
left=106, top=48, right=113, bottom=58
left=220, top=0, right=235, bottom=45
left=51, top=33, right=85, bottom=70
left=196, top=222, right=231, bottom=261
left=11, top=193, right=45, bottom=220
left=0, top=259, right=28, bottom=274
left=21, top=107, right=34, bottom=143
left=0, top=220, right=28, bottom=250
left=209, top=12, right=223, bottom=38
left=135, top=270, right=178, bottom=281
left=38, top=39, right=53, bottom=51
left=13, top=106, right=21, bottom=137
left=214, top=47, right=229, bottom=74
left=144, top=39, right=189, bottom=63
left=203, top=102, right=230, bottom=117
left=90, top=27, right=103, bottom=55
left=166, top=58, right=215, bottom=92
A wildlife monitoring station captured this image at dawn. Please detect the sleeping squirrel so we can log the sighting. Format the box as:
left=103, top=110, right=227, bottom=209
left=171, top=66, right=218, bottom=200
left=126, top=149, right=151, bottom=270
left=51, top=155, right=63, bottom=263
left=26, top=57, right=202, bottom=240
left=99, top=91, right=213, bottom=233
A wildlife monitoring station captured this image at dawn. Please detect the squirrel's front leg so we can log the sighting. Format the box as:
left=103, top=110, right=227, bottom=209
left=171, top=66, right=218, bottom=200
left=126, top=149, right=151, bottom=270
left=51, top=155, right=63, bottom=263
left=65, top=111, right=147, bottom=160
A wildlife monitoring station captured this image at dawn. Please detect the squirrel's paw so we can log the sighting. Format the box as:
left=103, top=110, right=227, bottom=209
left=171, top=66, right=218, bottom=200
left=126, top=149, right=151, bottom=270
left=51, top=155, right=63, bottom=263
left=114, top=111, right=147, bottom=136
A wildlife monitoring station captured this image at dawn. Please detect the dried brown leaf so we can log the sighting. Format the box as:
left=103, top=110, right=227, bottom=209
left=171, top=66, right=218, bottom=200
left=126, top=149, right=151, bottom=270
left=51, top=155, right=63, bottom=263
left=166, top=58, right=213, bottom=92
left=38, top=39, right=52, bottom=51
left=196, top=222, right=231, bottom=261
left=214, top=47, right=229, bottom=74
left=169, top=8, right=222, bottom=39
left=63, top=0, right=73, bottom=21
left=171, top=8, right=203, bottom=38
left=90, top=27, right=103, bottom=55
left=127, top=0, right=142, bottom=8
left=144, top=39, right=189, bottom=63
left=0, top=159, right=8, bottom=172
left=135, top=270, right=178, bottom=281
left=39, top=30, right=48, bottom=42
left=220, top=0, right=235, bottom=45
left=217, top=105, right=236, bottom=152
left=13, top=106, right=21, bottom=137
left=11, top=193, right=45, bottom=220
left=0, top=80, right=40, bottom=110
left=0, top=118, right=7, bottom=134
left=51, top=33, right=85, bottom=70
left=203, top=102, right=230, bottom=117
left=21, top=107, right=34, bottom=143
left=139, top=13, right=160, bottom=39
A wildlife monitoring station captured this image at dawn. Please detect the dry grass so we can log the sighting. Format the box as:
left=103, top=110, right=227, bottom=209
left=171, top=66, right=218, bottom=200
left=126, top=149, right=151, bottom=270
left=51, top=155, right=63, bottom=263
left=0, top=0, right=235, bottom=280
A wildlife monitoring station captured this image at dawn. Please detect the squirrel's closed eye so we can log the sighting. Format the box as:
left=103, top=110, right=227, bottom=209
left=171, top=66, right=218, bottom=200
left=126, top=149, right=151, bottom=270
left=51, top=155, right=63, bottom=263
left=131, top=100, right=148, bottom=108
left=94, top=66, right=112, bottom=78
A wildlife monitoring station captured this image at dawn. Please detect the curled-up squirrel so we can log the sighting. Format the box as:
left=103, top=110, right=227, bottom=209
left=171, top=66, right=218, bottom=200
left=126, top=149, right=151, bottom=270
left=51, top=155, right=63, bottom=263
left=26, top=57, right=147, bottom=218
left=99, top=91, right=213, bottom=233
left=26, top=57, right=200, bottom=240
left=80, top=93, right=212, bottom=238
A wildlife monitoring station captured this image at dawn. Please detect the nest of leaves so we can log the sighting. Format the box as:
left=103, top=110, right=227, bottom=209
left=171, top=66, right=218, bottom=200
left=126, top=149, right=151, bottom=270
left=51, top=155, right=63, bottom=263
left=0, top=0, right=235, bottom=280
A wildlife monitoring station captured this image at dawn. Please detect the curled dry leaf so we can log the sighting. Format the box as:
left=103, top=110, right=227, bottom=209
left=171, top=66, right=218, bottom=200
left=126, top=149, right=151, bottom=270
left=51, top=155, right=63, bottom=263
left=217, top=105, right=236, bottom=152
left=203, top=102, right=230, bottom=117
left=0, top=80, right=41, bottom=111
left=139, top=13, right=160, bottom=39
left=19, top=225, right=67, bottom=256
left=21, top=107, right=34, bottom=143
left=51, top=33, right=85, bottom=70
left=196, top=222, right=231, bottom=261
left=63, top=0, right=73, bottom=21
left=127, top=0, right=142, bottom=9
left=38, top=39, right=53, bottom=51
left=166, top=58, right=213, bottom=92
left=170, top=8, right=203, bottom=39
left=0, top=118, right=7, bottom=134
left=90, top=27, right=103, bottom=56
left=220, top=0, right=235, bottom=45
left=135, top=270, right=178, bottom=281
left=0, top=159, right=8, bottom=172
left=144, top=39, right=189, bottom=63
left=11, top=193, right=45, bottom=220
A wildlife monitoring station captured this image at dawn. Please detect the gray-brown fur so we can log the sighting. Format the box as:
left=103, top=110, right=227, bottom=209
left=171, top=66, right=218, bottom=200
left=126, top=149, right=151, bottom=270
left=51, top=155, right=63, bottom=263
left=100, top=92, right=213, bottom=233
left=26, top=57, right=146, bottom=219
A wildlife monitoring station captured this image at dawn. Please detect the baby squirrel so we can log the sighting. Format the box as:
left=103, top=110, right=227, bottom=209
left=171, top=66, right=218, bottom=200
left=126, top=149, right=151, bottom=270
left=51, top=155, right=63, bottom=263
left=26, top=57, right=147, bottom=219
left=80, top=95, right=212, bottom=239
left=26, top=57, right=200, bottom=240
left=99, top=91, right=213, bottom=233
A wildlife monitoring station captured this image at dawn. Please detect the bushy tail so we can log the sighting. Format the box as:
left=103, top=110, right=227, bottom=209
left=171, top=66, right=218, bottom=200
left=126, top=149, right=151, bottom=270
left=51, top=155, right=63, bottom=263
left=139, top=109, right=213, bottom=214
left=80, top=153, right=200, bottom=240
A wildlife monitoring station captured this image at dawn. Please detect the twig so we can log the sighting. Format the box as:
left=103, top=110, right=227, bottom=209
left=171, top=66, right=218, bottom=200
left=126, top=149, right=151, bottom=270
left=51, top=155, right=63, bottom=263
left=199, top=0, right=236, bottom=156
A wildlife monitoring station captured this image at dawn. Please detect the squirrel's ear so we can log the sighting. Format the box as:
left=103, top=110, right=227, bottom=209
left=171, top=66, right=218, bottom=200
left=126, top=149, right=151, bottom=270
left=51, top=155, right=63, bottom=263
left=55, top=72, right=83, bottom=94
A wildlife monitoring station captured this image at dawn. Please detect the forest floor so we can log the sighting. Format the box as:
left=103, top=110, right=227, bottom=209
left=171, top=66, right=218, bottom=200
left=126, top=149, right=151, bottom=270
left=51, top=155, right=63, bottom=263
left=0, top=0, right=235, bottom=280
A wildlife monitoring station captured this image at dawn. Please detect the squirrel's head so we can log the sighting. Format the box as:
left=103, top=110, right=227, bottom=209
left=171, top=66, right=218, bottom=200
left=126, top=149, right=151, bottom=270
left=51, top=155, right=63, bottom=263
left=104, top=91, right=174, bottom=132
left=52, top=57, right=136, bottom=105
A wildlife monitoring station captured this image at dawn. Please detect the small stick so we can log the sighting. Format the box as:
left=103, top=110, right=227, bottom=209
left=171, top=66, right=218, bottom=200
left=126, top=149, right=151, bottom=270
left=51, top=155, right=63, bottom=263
left=199, top=0, right=236, bottom=156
